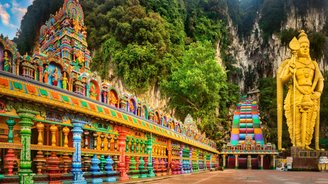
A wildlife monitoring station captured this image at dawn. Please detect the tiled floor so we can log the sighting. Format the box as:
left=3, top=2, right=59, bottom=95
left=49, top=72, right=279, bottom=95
left=143, top=170, right=328, bottom=184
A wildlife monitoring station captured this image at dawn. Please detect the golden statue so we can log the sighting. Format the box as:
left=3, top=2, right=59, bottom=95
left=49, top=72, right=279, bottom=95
left=109, top=91, right=118, bottom=107
left=73, top=19, right=82, bottom=33
left=75, top=50, right=85, bottom=65
left=277, top=30, right=324, bottom=150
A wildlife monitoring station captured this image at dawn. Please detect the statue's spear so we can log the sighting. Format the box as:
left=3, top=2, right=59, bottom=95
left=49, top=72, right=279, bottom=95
left=289, top=37, right=300, bottom=146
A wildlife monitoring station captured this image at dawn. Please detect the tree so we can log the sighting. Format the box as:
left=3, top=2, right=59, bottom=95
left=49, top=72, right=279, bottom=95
left=161, top=41, right=239, bottom=148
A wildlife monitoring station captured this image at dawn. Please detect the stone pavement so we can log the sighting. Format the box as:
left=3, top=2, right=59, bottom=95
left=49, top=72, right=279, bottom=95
left=115, top=170, right=328, bottom=184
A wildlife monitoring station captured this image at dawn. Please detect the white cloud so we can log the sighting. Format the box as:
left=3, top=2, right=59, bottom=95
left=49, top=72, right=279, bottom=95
left=12, top=0, right=27, bottom=21
left=0, top=3, right=15, bottom=28
left=27, top=0, right=34, bottom=5
left=4, top=3, right=10, bottom=9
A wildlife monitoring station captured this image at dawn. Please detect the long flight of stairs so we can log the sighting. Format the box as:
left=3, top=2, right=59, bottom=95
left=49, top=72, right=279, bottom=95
left=230, top=100, right=264, bottom=146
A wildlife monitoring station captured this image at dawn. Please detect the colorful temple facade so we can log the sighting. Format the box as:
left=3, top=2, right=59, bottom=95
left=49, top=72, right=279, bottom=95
left=0, top=0, right=218, bottom=183
left=221, top=100, right=278, bottom=169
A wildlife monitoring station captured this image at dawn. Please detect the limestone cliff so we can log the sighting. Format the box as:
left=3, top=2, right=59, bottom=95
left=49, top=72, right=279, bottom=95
left=226, top=0, right=328, bottom=91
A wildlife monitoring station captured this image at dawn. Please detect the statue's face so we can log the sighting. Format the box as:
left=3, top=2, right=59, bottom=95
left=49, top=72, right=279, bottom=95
left=299, top=42, right=310, bottom=57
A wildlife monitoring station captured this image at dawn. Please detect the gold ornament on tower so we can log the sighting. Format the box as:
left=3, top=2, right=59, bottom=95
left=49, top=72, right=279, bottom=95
left=277, top=30, right=324, bottom=150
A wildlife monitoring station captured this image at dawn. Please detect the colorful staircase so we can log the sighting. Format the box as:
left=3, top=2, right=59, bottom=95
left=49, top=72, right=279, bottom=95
left=230, top=100, right=264, bottom=146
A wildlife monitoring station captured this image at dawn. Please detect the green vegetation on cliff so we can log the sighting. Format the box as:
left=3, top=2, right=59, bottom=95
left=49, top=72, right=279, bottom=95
left=14, top=0, right=239, bottom=148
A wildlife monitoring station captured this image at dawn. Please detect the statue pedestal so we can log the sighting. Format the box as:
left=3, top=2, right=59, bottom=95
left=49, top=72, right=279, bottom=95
left=291, top=147, right=328, bottom=171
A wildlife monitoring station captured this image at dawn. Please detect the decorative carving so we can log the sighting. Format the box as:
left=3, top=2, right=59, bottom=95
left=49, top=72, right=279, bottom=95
left=93, top=132, right=98, bottom=150
left=46, top=111, right=63, bottom=122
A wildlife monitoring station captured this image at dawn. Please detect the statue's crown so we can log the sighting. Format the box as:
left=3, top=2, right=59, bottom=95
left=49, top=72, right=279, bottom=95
left=298, top=30, right=309, bottom=45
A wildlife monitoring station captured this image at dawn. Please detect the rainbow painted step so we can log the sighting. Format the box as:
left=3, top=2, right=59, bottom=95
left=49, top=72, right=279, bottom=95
left=230, top=100, right=264, bottom=146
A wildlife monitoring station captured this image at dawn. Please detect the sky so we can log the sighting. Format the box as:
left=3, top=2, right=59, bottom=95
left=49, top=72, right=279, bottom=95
left=0, top=0, right=34, bottom=39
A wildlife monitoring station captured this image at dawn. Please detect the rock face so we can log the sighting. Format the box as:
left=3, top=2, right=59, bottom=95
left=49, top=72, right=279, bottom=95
left=108, top=1, right=328, bottom=108
left=226, top=1, right=327, bottom=91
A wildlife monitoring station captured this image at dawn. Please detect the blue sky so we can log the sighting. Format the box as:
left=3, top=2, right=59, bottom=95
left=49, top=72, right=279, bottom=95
left=0, top=0, right=34, bottom=39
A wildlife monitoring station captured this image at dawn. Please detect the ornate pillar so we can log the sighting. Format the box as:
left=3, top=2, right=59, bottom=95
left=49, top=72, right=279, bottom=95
left=260, top=155, right=264, bottom=170
left=167, top=139, right=172, bottom=175
left=117, top=128, right=129, bottom=181
left=222, top=155, right=226, bottom=169
left=90, top=154, right=103, bottom=183
left=33, top=123, right=45, bottom=175
left=18, top=109, right=37, bottom=184
left=272, top=155, right=276, bottom=169
left=47, top=125, right=61, bottom=183
left=190, top=147, right=193, bottom=173
left=146, top=134, right=155, bottom=177
left=104, top=155, right=116, bottom=182
left=6, top=118, right=15, bottom=143
left=62, top=126, right=72, bottom=174
left=247, top=155, right=252, bottom=169
left=180, top=145, right=184, bottom=174
left=209, top=154, right=213, bottom=170
left=234, top=154, right=239, bottom=169
left=71, top=119, right=87, bottom=184
left=5, top=118, right=17, bottom=176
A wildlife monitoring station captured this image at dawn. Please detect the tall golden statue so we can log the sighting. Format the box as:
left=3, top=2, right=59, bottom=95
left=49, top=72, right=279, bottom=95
left=277, top=30, right=324, bottom=150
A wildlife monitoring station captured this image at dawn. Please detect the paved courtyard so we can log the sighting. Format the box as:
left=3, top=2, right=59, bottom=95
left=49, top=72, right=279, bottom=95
left=143, top=170, right=328, bottom=184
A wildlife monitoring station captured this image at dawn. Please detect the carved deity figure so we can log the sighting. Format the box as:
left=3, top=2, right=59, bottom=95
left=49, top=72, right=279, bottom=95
left=129, top=100, right=135, bottom=113
left=102, top=91, right=108, bottom=103
left=62, top=72, right=68, bottom=90
left=75, top=50, right=85, bottom=65
left=52, top=68, right=58, bottom=86
left=43, top=65, right=49, bottom=83
left=277, top=30, right=324, bottom=150
left=109, top=91, right=118, bottom=107
left=89, top=82, right=97, bottom=100
left=73, top=19, right=82, bottom=33
left=3, top=51, right=11, bottom=72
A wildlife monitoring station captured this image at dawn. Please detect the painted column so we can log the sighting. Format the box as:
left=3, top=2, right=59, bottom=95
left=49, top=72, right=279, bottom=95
left=222, top=155, right=226, bottom=169
left=71, top=119, right=87, bottom=184
left=260, top=155, right=264, bottom=170
left=117, top=128, right=129, bottom=181
left=190, top=147, right=193, bottom=173
left=234, top=154, right=239, bottom=169
left=272, top=155, right=276, bottom=169
left=6, top=118, right=15, bottom=143
left=180, top=145, right=184, bottom=174
left=17, top=109, right=37, bottom=184
left=247, top=155, right=252, bottom=169
left=209, top=154, right=213, bottom=169
left=167, top=139, right=172, bottom=175
left=5, top=118, right=16, bottom=176
left=146, top=133, right=155, bottom=177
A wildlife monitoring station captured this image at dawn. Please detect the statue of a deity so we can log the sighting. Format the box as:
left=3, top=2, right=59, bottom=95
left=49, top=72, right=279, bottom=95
left=62, top=72, right=68, bottom=90
left=109, top=91, right=118, bottom=107
left=129, top=100, right=135, bottom=113
left=3, top=51, right=10, bottom=72
left=43, top=65, right=49, bottom=83
left=89, top=83, right=97, bottom=100
left=75, top=51, right=85, bottom=65
left=52, top=68, right=58, bottom=86
left=277, top=30, right=324, bottom=150
left=73, top=19, right=82, bottom=33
